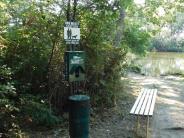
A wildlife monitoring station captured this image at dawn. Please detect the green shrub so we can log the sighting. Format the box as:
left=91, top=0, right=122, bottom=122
left=0, top=65, right=20, bottom=135
left=0, top=65, right=61, bottom=137
left=127, top=64, right=141, bottom=73
left=85, top=45, right=127, bottom=107
left=20, top=94, right=61, bottom=127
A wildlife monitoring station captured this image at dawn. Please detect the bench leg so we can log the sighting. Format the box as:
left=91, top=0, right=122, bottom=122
left=136, top=115, right=140, bottom=134
left=146, top=116, right=149, bottom=138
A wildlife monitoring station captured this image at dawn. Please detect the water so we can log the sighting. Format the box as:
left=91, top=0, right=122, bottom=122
left=130, top=52, right=184, bottom=76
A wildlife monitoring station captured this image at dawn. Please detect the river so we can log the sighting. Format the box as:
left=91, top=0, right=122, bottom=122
left=129, top=52, right=184, bottom=76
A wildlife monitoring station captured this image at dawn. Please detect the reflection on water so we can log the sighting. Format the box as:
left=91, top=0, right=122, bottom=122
left=132, top=52, right=184, bottom=76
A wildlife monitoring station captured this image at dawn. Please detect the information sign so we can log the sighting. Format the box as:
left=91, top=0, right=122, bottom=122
left=64, top=22, right=80, bottom=44
left=64, top=51, right=85, bottom=82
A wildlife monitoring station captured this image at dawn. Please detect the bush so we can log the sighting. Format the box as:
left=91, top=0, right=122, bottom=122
left=85, top=45, right=127, bottom=107
left=0, top=65, right=61, bottom=137
left=127, top=64, right=141, bottom=73
left=20, top=94, right=61, bottom=127
left=0, top=65, right=20, bottom=136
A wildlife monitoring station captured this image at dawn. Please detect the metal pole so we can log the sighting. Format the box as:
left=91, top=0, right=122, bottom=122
left=136, top=115, right=140, bottom=135
left=73, top=0, right=78, bottom=21
left=67, top=0, right=71, bottom=22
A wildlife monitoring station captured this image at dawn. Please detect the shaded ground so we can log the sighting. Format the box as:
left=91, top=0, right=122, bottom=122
left=23, top=76, right=140, bottom=138
left=128, top=73, right=184, bottom=138
left=89, top=82, right=137, bottom=138
left=23, top=73, right=184, bottom=138
left=91, top=75, right=146, bottom=138
left=91, top=73, right=184, bottom=138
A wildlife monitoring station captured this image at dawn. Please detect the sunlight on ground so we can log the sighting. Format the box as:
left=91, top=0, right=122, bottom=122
left=158, top=95, right=184, bottom=107
left=159, top=90, right=179, bottom=98
left=120, top=77, right=128, bottom=80
left=159, top=84, right=173, bottom=89
left=128, top=70, right=184, bottom=137
left=165, top=75, right=184, bottom=81
left=141, top=78, right=163, bottom=85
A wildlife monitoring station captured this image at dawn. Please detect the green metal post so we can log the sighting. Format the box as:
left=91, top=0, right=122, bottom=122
left=69, top=95, right=90, bottom=138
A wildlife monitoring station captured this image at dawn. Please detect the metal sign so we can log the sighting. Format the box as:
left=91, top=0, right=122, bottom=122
left=64, top=22, right=80, bottom=44
left=64, top=51, right=85, bottom=82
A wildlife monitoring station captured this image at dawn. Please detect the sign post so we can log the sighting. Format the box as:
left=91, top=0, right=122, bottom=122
left=64, top=22, right=80, bottom=45
left=64, top=1, right=90, bottom=138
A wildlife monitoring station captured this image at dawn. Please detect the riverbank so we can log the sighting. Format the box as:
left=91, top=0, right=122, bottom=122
left=128, top=52, right=184, bottom=76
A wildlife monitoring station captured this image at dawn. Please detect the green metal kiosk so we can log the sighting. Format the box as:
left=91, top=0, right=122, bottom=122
left=69, top=95, right=90, bottom=138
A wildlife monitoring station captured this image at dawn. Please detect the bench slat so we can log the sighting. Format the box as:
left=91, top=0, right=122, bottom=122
left=130, top=89, right=144, bottom=114
left=134, top=89, right=148, bottom=115
left=144, top=89, right=154, bottom=115
left=148, top=89, right=157, bottom=116
left=130, top=88, right=157, bottom=116
left=139, top=89, right=151, bottom=115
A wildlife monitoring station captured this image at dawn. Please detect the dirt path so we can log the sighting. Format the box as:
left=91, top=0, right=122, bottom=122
left=89, top=77, right=137, bottom=138
left=128, top=73, right=184, bottom=138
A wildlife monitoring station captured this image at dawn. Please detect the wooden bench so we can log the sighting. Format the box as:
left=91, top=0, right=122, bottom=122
left=130, top=88, right=157, bottom=138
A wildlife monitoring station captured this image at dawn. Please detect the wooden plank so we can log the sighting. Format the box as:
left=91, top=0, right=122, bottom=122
left=144, top=89, right=154, bottom=115
left=134, top=89, right=148, bottom=115
left=148, top=89, right=157, bottom=116
left=130, top=89, right=144, bottom=114
left=139, top=89, right=151, bottom=115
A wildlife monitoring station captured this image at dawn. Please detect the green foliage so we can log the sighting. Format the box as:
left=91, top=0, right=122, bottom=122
left=76, top=0, right=145, bottom=107
left=0, top=0, right=152, bottom=110
left=85, top=44, right=127, bottom=106
left=0, top=65, right=60, bottom=135
left=150, top=37, right=184, bottom=52
left=1, top=0, right=65, bottom=94
left=0, top=65, right=20, bottom=136
left=127, top=64, right=141, bottom=73
left=21, top=94, right=61, bottom=127
left=123, top=23, right=150, bottom=55
left=150, top=12, right=184, bottom=52
left=0, top=1, right=65, bottom=133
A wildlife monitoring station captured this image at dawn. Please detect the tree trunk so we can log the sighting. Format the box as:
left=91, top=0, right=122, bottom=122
left=113, top=8, right=125, bottom=47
